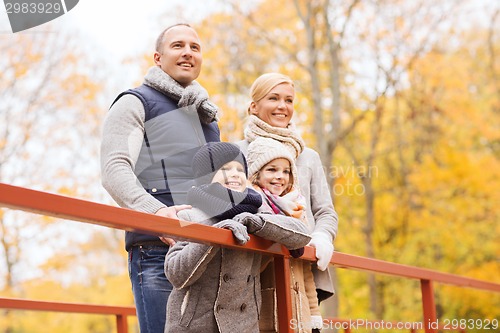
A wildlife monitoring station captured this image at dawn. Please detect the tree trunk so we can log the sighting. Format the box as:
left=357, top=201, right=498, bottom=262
left=362, top=177, right=381, bottom=319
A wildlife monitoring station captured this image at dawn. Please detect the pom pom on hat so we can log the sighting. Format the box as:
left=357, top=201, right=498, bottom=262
left=192, top=142, right=248, bottom=185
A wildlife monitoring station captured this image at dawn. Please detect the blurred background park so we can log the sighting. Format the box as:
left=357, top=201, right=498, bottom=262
left=0, top=0, right=499, bottom=331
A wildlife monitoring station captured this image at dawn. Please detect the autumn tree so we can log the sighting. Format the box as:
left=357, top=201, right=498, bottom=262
left=187, top=0, right=500, bottom=324
left=0, top=29, right=132, bottom=332
left=2, top=0, right=498, bottom=330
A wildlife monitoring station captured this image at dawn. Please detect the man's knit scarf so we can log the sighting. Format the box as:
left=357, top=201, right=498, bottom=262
left=243, top=115, right=305, bottom=158
left=187, top=183, right=262, bottom=220
left=144, top=66, right=218, bottom=124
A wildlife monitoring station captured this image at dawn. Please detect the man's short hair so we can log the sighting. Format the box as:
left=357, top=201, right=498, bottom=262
left=155, top=23, right=192, bottom=52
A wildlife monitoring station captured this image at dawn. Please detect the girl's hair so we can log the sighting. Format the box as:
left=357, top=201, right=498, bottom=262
left=248, top=73, right=294, bottom=114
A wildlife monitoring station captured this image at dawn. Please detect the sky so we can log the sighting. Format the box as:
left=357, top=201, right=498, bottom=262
left=1, top=0, right=229, bottom=101
left=0, top=0, right=229, bottom=283
left=1, top=0, right=224, bottom=59
left=61, top=0, right=175, bottom=58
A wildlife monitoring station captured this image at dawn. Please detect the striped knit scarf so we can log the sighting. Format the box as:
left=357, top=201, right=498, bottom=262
left=187, top=183, right=262, bottom=220
left=144, top=66, right=218, bottom=124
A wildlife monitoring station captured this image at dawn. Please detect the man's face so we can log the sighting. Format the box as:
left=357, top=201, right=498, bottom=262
left=154, top=25, right=202, bottom=87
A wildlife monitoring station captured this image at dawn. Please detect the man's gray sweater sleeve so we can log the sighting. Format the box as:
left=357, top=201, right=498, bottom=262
left=100, top=94, right=165, bottom=213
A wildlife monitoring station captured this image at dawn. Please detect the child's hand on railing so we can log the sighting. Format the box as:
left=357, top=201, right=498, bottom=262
left=233, top=212, right=265, bottom=234
left=214, top=219, right=250, bottom=245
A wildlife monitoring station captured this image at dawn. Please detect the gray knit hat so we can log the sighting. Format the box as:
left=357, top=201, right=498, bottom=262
left=247, top=137, right=298, bottom=189
left=192, top=142, right=248, bottom=185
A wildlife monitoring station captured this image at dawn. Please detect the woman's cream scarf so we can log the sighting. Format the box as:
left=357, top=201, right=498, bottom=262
left=244, top=115, right=305, bottom=158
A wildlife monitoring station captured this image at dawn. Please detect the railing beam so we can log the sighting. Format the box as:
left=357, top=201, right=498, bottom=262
left=319, top=249, right=500, bottom=292
left=274, top=255, right=293, bottom=333
left=0, top=183, right=284, bottom=256
left=0, top=297, right=134, bottom=332
left=0, top=297, right=135, bottom=316
left=116, top=314, right=129, bottom=333
left=421, top=279, right=437, bottom=333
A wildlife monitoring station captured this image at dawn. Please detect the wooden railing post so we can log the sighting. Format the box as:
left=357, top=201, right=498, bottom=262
left=116, top=314, right=128, bottom=333
left=421, top=279, right=437, bottom=333
left=274, top=254, right=293, bottom=333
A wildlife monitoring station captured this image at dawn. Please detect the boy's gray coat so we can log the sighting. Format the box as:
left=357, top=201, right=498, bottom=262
left=164, top=208, right=311, bottom=333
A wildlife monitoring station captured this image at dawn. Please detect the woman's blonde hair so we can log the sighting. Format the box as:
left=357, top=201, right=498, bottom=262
left=248, top=73, right=294, bottom=113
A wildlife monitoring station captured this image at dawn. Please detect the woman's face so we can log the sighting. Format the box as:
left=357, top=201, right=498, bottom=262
left=249, top=83, right=295, bottom=128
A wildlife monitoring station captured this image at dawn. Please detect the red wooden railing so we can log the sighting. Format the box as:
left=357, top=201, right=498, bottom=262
left=0, top=298, right=135, bottom=332
left=0, top=183, right=499, bottom=333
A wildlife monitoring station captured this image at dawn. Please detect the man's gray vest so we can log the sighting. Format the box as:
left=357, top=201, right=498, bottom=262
left=112, top=84, right=220, bottom=250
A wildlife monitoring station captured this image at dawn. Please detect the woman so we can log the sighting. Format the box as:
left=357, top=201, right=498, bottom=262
left=235, top=73, right=338, bottom=306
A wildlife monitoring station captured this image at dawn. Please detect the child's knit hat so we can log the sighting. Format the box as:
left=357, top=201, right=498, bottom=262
left=247, top=137, right=298, bottom=188
left=192, top=142, right=248, bottom=185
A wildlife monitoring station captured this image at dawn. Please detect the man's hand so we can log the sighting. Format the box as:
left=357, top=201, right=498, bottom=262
left=157, top=205, right=191, bottom=246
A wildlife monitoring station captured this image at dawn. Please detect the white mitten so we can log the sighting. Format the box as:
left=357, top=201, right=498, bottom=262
left=310, top=315, right=324, bottom=329
left=308, top=232, right=334, bottom=271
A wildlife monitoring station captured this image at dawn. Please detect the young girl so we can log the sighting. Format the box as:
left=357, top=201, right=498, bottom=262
left=247, top=137, right=323, bottom=333
left=164, top=142, right=311, bottom=333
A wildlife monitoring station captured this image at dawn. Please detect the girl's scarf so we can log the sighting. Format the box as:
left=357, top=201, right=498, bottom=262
left=244, top=115, right=305, bottom=158
left=258, top=187, right=307, bottom=258
left=187, top=183, right=262, bottom=220
left=144, top=66, right=218, bottom=124
left=260, top=188, right=306, bottom=221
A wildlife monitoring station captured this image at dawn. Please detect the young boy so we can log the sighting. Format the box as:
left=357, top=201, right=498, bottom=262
left=247, top=137, right=323, bottom=333
left=164, top=142, right=311, bottom=333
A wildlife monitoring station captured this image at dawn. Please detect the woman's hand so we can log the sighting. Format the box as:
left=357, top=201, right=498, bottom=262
left=308, top=232, right=334, bottom=271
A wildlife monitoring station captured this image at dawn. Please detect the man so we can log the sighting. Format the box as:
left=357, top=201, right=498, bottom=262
left=100, top=23, right=220, bottom=332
